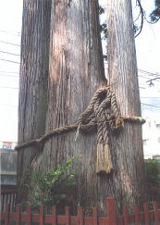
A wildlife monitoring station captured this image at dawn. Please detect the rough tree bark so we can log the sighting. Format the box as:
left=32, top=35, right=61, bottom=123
left=17, top=0, right=52, bottom=202
left=107, top=0, right=146, bottom=207
left=17, top=0, right=145, bottom=212
left=39, top=0, right=107, bottom=211
left=38, top=0, right=145, bottom=211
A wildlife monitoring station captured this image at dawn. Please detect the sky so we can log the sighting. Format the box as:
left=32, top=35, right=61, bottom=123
left=0, top=0, right=22, bottom=142
left=0, top=0, right=160, bottom=143
left=135, top=2, right=160, bottom=119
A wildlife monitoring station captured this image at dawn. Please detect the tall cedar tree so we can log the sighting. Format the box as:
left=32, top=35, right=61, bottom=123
left=18, top=0, right=145, bottom=212
left=17, top=0, right=51, bottom=202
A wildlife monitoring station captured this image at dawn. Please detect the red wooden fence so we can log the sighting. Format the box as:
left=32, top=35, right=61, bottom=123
left=1, top=185, right=17, bottom=212
left=0, top=197, right=160, bottom=225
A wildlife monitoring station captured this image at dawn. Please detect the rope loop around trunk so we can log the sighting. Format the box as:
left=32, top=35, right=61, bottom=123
left=15, top=86, right=145, bottom=174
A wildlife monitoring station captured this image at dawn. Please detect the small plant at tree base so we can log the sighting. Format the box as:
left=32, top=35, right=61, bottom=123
left=22, top=158, right=76, bottom=211
left=145, top=158, right=160, bottom=187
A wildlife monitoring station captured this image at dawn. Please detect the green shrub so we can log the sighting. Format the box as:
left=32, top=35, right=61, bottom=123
left=22, top=158, right=75, bottom=210
left=145, top=158, right=160, bottom=187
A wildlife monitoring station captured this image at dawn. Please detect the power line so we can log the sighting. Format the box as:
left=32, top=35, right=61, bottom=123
left=138, top=69, right=153, bottom=74
left=0, top=59, right=20, bottom=64
left=0, top=71, right=19, bottom=74
left=141, top=97, right=160, bottom=98
left=147, top=78, right=160, bottom=84
left=0, top=51, right=20, bottom=57
left=138, top=69, right=160, bottom=78
left=138, top=74, right=153, bottom=79
left=139, top=87, right=146, bottom=89
left=0, top=40, right=20, bottom=47
left=0, top=30, right=20, bottom=37
left=139, top=73, right=160, bottom=79
left=138, top=76, right=148, bottom=79
left=141, top=103, right=160, bottom=108
left=0, top=74, right=19, bottom=78
left=0, top=86, right=18, bottom=90
left=0, top=103, right=18, bottom=108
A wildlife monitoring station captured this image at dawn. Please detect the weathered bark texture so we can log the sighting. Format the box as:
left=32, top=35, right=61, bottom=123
left=107, top=0, right=146, bottom=207
left=17, top=0, right=145, bottom=213
left=17, top=0, right=51, bottom=202
left=40, top=0, right=107, bottom=212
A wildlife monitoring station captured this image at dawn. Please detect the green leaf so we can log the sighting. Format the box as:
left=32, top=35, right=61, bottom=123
left=22, top=157, right=76, bottom=209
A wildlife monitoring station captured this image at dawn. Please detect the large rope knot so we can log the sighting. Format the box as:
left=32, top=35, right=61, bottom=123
left=76, top=87, right=123, bottom=174
left=15, top=85, right=145, bottom=175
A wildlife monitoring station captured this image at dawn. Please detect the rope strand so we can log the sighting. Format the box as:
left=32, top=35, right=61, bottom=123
left=15, top=86, right=145, bottom=174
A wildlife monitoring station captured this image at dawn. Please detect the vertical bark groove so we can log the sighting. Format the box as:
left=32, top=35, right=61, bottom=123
left=107, top=0, right=145, bottom=207
left=41, top=0, right=106, bottom=211
left=18, top=0, right=145, bottom=212
left=17, top=0, right=52, bottom=203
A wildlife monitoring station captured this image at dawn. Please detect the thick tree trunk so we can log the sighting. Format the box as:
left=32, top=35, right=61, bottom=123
left=40, top=0, right=106, bottom=212
left=107, top=0, right=146, bottom=207
left=17, top=0, right=51, bottom=202
left=17, top=0, right=145, bottom=212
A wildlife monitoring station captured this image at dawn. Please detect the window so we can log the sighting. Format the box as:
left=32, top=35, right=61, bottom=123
left=156, top=124, right=160, bottom=130
left=143, top=139, right=148, bottom=146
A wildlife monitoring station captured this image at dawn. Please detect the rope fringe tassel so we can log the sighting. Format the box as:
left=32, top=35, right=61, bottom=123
left=15, top=86, right=145, bottom=175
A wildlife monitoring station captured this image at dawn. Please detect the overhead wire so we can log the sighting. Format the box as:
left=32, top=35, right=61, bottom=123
left=0, top=86, right=18, bottom=90
left=0, top=36, right=160, bottom=110
left=0, top=30, right=21, bottom=37
left=0, top=103, right=18, bottom=108
left=0, top=58, right=20, bottom=64
left=0, top=71, right=19, bottom=74
left=141, top=103, right=160, bottom=108
left=0, top=51, right=20, bottom=57
left=0, top=40, right=20, bottom=47
left=141, top=97, right=160, bottom=98
left=138, top=69, right=160, bottom=77
left=0, top=74, right=19, bottom=78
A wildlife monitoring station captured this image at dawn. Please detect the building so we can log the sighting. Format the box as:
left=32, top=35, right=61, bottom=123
left=0, top=141, right=17, bottom=186
left=0, top=141, right=17, bottom=150
left=0, top=148, right=17, bottom=185
left=143, top=117, right=160, bottom=159
left=0, top=146, right=17, bottom=211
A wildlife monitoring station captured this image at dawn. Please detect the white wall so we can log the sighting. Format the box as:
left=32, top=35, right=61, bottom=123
left=143, top=117, right=160, bottom=158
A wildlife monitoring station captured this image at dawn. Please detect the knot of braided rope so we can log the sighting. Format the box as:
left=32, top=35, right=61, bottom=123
left=76, top=87, right=123, bottom=174
left=15, top=86, right=145, bottom=174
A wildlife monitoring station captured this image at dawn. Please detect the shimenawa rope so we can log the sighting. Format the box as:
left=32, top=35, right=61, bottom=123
left=15, top=86, right=145, bottom=174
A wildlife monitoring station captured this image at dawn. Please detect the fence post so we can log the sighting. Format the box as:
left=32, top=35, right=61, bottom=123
left=40, top=206, right=44, bottom=225
left=106, top=197, right=117, bottom=225
left=143, top=202, right=149, bottom=225
left=92, top=207, right=98, bottom=225
left=27, top=206, right=32, bottom=225
left=123, top=206, right=129, bottom=225
left=77, top=207, right=83, bottom=225
left=4, top=205, right=9, bottom=225
left=65, top=207, right=70, bottom=225
left=16, top=205, right=20, bottom=225
left=52, top=206, right=57, bottom=225
left=133, top=204, right=140, bottom=225
left=153, top=201, right=159, bottom=225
